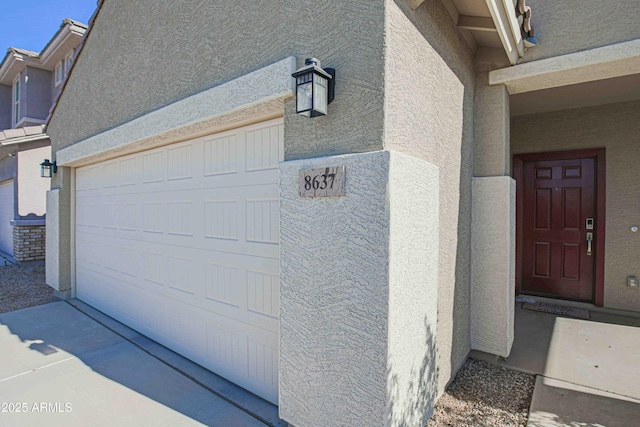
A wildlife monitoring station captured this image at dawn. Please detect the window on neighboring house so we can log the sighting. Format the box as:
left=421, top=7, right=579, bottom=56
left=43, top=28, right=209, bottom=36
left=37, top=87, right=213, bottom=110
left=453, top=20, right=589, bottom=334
left=12, top=74, right=20, bottom=127
left=54, top=61, right=63, bottom=86
left=65, top=51, right=74, bottom=76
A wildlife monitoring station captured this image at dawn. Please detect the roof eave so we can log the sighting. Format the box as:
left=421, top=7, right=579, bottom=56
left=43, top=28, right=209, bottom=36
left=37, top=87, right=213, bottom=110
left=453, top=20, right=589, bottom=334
left=39, top=21, right=87, bottom=66
left=0, top=51, right=41, bottom=85
left=0, top=133, right=49, bottom=146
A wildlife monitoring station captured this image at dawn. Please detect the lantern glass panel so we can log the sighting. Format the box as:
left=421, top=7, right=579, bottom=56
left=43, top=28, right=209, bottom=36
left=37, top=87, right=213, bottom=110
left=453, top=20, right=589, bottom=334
left=313, top=74, right=328, bottom=115
left=296, top=74, right=313, bottom=114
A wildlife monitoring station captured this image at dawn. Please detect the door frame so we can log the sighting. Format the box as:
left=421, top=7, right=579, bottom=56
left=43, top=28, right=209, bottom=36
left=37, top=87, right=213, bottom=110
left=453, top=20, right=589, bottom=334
left=513, top=148, right=606, bottom=306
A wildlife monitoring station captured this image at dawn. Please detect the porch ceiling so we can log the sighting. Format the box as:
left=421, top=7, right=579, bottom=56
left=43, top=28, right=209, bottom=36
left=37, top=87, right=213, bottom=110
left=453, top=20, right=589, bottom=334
left=436, top=0, right=523, bottom=64
left=511, top=73, right=640, bottom=116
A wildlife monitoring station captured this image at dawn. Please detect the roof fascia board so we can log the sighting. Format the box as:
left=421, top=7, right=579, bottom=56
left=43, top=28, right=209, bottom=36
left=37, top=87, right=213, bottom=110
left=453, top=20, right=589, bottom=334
left=56, top=56, right=296, bottom=167
left=458, top=16, right=497, bottom=32
left=40, top=28, right=83, bottom=66
left=47, top=6, right=103, bottom=127
left=499, top=0, right=524, bottom=58
left=0, top=133, right=49, bottom=146
left=0, top=21, right=87, bottom=81
left=489, top=39, right=640, bottom=94
left=0, top=52, right=41, bottom=84
left=39, top=18, right=86, bottom=63
left=484, top=0, right=520, bottom=65
left=15, top=117, right=47, bottom=127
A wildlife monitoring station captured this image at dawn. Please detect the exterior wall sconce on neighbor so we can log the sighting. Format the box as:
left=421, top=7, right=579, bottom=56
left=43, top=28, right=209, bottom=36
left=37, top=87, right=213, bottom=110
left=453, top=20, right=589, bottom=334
left=292, top=58, right=335, bottom=117
left=40, top=159, right=57, bottom=178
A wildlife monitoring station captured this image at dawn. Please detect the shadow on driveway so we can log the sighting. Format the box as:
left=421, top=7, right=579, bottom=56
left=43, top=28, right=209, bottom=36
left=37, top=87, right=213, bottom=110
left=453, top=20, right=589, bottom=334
left=0, top=301, right=285, bottom=426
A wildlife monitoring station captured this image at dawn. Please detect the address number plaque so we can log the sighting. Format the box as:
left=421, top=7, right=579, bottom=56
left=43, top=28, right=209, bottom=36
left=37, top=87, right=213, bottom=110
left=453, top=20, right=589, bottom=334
left=298, top=165, right=346, bottom=197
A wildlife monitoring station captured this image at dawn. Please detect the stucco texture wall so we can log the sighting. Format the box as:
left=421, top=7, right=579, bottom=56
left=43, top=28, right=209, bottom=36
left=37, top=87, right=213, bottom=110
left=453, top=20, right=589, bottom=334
left=279, top=150, right=440, bottom=427
left=512, top=100, right=640, bottom=312
left=280, top=152, right=390, bottom=427
left=385, top=0, right=475, bottom=393
left=17, top=145, right=50, bottom=217
left=0, top=84, right=11, bottom=130
left=25, top=67, right=51, bottom=121
left=0, top=155, right=16, bottom=183
left=47, top=0, right=386, bottom=160
left=521, top=1, right=640, bottom=63
left=46, top=0, right=479, bottom=410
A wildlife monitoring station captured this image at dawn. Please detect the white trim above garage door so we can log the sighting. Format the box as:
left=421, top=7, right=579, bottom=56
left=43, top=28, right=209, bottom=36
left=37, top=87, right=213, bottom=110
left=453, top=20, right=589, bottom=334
left=0, top=179, right=14, bottom=256
left=75, top=119, right=283, bottom=404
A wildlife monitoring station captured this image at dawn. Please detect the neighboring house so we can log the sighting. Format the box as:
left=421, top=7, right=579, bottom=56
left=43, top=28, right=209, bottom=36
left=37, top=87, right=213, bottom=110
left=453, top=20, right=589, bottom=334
left=45, top=1, right=640, bottom=426
left=0, top=19, right=86, bottom=262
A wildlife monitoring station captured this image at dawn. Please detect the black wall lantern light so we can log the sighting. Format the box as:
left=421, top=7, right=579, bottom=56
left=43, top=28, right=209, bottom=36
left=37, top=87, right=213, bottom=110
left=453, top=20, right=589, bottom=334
left=292, top=58, right=335, bottom=118
left=40, top=159, right=57, bottom=178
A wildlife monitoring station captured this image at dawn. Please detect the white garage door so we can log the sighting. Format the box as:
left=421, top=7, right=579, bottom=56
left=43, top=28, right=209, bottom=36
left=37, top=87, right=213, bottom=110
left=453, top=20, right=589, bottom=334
left=0, top=180, right=14, bottom=256
left=75, top=119, right=282, bottom=404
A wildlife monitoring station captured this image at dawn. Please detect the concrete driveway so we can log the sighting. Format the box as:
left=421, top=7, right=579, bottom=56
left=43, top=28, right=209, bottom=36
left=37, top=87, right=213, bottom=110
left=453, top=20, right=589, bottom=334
left=0, top=301, right=285, bottom=427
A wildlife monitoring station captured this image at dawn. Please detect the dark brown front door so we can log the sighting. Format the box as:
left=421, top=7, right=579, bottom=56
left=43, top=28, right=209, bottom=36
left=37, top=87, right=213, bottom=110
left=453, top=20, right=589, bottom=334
left=520, top=156, right=596, bottom=301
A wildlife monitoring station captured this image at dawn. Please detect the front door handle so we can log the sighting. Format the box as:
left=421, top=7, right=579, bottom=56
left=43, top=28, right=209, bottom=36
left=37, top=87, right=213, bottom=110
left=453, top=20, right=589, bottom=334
left=586, top=232, right=593, bottom=256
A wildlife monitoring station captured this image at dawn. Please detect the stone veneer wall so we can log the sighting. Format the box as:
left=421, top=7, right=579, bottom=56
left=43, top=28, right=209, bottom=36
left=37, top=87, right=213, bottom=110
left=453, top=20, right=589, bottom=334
left=13, top=225, right=46, bottom=261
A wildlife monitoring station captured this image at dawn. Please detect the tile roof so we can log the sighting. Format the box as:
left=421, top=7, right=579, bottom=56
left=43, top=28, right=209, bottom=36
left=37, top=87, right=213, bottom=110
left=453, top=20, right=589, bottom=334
left=7, top=47, right=39, bottom=58
left=0, top=125, right=47, bottom=145
left=63, top=18, right=88, bottom=29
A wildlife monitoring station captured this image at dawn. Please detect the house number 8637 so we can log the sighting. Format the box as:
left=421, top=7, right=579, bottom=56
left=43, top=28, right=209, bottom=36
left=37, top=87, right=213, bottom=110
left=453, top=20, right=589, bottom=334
left=298, top=165, right=346, bottom=197
left=304, top=173, right=336, bottom=190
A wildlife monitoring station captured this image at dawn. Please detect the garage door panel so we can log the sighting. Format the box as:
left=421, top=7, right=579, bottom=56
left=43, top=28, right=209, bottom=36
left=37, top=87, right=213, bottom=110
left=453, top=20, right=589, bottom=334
left=76, top=119, right=282, bottom=404
left=78, top=186, right=279, bottom=258
left=75, top=124, right=281, bottom=199
left=77, top=225, right=278, bottom=262
left=77, top=236, right=279, bottom=338
left=247, top=327, right=279, bottom=391
left=78, top=228, right=279, bottom=331
left=85, top=180, right=279, bottom=204
left=91, top=169, right=280, bottom=196
left=76, top=235, right=103, bottom=269
left=78, top=258, right=279, bottom=404
left=77, top=227, right=279, bottom=269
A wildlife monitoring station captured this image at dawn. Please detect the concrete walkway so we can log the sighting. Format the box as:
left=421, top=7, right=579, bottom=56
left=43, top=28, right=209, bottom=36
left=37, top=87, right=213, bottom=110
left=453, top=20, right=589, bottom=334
left=473, top=304, right=640, bottom=427
left=0, top=301, right=285, bottom=427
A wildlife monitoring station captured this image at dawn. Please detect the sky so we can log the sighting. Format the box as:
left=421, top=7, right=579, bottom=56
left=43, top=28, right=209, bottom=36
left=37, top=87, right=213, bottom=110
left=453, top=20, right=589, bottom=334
left=0, top=0, right=97, bottom=54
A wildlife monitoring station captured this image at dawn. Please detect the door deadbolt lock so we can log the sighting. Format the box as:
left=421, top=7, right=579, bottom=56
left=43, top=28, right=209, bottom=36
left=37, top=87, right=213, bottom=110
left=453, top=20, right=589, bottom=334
left=586, top=218, right=594, bottom=230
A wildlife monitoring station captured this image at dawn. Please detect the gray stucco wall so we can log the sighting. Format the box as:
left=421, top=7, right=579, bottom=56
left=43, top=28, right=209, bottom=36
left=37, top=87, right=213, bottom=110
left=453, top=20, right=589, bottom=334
left=46, top=0, right=483, bottom=415
left=512, top=100, right=640, bottom=313
left=51, top=65, right=64, bottom=106
left=51, top=76, right=62, bottom=107
left=522, top=1, right=640, bottom=63
left=385, top=0, right=475, bottom=394
left=47, top=0, right=386, bottom=159
left=470, top=177, right=515, bottom=356
left=280, top=150, right=440, bottom=427
left=17, top=72, right=26, bottom=123
left=0, top=84, right=11, bottom=130
left=473, top=73, right=509, bottom=177
left=24, top=67, right=51, bottom=122
left=0, top=156, right=16, bottom=187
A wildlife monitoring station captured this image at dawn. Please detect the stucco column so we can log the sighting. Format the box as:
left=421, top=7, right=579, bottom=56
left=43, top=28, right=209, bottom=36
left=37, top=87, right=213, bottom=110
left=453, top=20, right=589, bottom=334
left=46, top=166, right=73, bottom=299
left=470, top=73, right=515, bottom=357
left=473, top=72, right=510, bottom=177
left=279, top=150, right=439, bottom=427
left=470, top=177, right=515, bottom=356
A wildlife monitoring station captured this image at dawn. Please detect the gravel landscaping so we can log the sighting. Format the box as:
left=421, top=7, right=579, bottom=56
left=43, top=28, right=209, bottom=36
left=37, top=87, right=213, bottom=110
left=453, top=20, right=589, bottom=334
left=428, top=358, right=535, bottom=427
left=0, top=263, right=56, bottom=314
